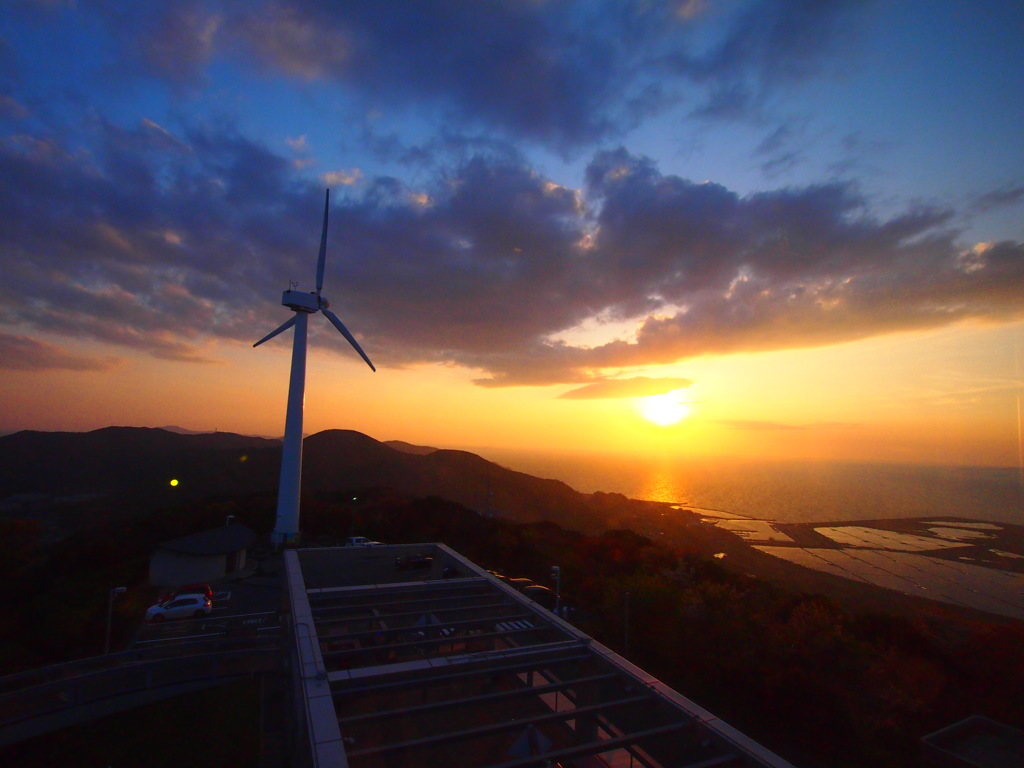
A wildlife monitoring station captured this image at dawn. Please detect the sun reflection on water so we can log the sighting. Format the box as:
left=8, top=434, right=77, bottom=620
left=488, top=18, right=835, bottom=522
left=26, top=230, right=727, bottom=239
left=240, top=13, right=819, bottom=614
left=635, top=465, right=688, bottom=503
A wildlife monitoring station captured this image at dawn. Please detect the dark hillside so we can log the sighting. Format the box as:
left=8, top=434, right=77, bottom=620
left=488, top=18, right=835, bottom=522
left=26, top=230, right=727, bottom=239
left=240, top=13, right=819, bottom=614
left=0, top=427, right=616, bottom=530
left=303, top=429, right=418, bottom=481
left=2, top=463, right=1022, bottom=766
left=419, top=448, right=598, bottom=529
left=302, top=431, right=603, bottom=529
left=383, top=439, right=438, bottom=455
left=0, top=427, right=280, bottom=502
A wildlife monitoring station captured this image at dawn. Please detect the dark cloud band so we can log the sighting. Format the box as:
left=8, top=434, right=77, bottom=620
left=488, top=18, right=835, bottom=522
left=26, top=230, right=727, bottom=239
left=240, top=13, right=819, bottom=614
left=0, top=118, right=1021, bottom=387
left=0, top=333, right=120, bottom=372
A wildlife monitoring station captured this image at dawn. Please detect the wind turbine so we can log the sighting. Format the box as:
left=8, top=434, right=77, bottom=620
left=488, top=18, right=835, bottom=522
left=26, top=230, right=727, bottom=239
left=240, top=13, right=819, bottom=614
left=255, top=189, right=375, bottom=546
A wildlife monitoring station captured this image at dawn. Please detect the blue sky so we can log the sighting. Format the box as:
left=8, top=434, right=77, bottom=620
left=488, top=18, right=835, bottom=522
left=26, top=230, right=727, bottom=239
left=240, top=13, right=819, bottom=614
left=1, top=0, right=1023, bottom=448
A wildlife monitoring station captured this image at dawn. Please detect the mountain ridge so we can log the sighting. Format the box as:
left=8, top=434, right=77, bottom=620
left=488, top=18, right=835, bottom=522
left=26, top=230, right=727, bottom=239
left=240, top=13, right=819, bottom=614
left=0, top=426, right=618, bottom=530
left=383, top=439, right=439, bottom=455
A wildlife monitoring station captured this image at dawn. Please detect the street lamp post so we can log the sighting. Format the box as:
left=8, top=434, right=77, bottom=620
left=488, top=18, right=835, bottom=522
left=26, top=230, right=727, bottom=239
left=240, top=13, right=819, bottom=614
left=624, top=591, right=631, bottom=657
left=551, top=566, right=561, bottom=616
left=105, top=586, right=126, bottom=654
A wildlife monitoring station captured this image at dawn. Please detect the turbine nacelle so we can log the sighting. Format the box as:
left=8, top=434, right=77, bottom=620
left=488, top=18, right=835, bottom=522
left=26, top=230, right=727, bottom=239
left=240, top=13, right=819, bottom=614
left=255, top=189, right=375, bottom=371
left=282, top=289, right=321, bottom=313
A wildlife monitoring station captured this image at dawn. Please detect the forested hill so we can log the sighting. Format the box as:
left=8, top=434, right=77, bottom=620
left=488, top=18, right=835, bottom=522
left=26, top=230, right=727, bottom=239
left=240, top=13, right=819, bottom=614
left=0, top=427, right=279, bottom=501
left=0, top=427, right=625, bottom=530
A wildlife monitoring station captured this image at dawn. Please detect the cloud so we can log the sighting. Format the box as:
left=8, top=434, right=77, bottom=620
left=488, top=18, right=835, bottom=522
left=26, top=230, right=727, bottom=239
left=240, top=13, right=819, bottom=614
left=754, top=122, right=809, bottom=177
left=465, top=150, right=1022, bottom=385
left=321, top=168, right=362, bottom=186
left=972, top=184, right=1024, bottom=213
left=76, top=0, right=871, bottom=151
left=228, top=0, right=674, bottom=150
left=609, top=237, right=1024, bottom=365
left=0, top=95, right=28, bottom=120
left=1, top=121, right=1022, bottom=388
left=676, top=0, right=707, bottom=22
left=89, top=0, right=221, bottom=84
left=0, top=117, right=322, bottom=363
left=233, top=1, right=354, bottom=80
left=0, top=333, right=120, bottom=371
left=666, top=0, right=870, bottom=120
left=559, top=377, right=693, bottom=400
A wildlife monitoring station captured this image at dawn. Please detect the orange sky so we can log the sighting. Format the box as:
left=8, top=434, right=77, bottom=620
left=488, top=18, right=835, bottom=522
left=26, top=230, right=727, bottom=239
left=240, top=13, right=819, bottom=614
left=5, top=318, right=1022, bottom=469
left=2, top=2, right=1023, bottom=479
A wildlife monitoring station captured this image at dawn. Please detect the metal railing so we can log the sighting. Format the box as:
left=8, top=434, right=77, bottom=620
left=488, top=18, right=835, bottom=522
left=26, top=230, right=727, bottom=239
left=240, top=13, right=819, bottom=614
left=0, top=632, right=281, bottom=695
left=0, top=636, right=284, bottom=738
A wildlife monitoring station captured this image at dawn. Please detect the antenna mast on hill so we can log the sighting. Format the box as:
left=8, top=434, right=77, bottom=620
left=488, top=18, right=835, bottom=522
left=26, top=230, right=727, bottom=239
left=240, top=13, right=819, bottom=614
left=254, top=189, right=375, bottom=546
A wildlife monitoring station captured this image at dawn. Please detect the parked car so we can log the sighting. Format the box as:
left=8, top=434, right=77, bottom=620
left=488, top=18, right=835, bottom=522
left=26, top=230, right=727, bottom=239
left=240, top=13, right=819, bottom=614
left=395, top=554, right=433, bottom=570
left=146, top=594, right=212, bottom=622
left=346, top=536, right=383, bottom=547
left=158, top=583, right=213, bottom=603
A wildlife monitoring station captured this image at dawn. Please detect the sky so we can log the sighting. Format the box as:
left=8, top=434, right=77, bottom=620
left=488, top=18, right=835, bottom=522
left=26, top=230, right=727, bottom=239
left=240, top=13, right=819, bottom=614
left=1, top=0, right=1023, bottom=468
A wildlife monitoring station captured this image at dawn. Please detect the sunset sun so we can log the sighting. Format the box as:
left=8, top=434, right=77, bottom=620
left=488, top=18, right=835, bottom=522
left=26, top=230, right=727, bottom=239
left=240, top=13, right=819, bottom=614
left=637, top=391, right=692, bottom=426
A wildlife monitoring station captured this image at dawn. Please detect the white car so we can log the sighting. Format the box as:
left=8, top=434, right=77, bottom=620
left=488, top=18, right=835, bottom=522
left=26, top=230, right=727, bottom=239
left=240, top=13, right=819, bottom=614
left=345, top=536, right=383, bottom=547
left=146, top=593, right=212, bottom=622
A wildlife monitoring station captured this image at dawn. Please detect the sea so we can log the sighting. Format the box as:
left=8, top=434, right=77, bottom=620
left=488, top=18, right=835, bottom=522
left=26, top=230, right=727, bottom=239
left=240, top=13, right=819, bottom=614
left=476, top=449, right=1024, bottom=527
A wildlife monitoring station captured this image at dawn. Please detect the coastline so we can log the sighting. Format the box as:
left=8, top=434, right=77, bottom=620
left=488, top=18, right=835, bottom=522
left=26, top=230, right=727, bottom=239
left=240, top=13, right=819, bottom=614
left=673, top=508, right=1024, bottom=623
left=480, top=448, right=1024, bottom=527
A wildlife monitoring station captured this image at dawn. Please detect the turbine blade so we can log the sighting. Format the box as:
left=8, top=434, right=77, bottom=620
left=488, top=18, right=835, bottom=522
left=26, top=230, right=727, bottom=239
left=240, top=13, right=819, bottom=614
left=316, top=188, right=329, bottom=293
left=323, top=308, right=376, bottom=371
left=253, top=315, right=297, bottom=347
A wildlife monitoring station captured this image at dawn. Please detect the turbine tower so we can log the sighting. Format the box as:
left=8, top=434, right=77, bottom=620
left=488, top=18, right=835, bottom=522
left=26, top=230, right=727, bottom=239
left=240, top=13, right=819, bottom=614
left=255, top=189, right=375, bottom=546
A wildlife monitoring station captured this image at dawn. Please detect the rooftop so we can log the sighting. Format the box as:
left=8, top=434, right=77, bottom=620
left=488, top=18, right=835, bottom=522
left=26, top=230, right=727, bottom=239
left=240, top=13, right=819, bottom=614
left=285, top=543, right=795, bottom=768
left=921, top=715, right=1024, bottom=768
left=158, top=523, right=258, bottom=556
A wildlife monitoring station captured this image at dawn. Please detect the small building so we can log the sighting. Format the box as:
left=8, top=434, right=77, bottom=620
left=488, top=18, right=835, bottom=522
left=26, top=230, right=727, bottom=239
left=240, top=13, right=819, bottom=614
left=149, top=523, right=258, bottom=587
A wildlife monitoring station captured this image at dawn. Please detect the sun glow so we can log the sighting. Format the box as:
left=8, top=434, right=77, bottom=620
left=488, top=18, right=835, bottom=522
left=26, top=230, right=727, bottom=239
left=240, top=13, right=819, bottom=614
left=637, top=391, right=692, bottom=426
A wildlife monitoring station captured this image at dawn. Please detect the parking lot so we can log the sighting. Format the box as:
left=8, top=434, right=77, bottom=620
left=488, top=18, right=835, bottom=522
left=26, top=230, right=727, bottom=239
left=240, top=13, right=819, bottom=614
left=132, top=566, right=285, bottom=647
left=130, top=546, right=469, bottom=647
left=298, top=544, right=463, bottom=589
